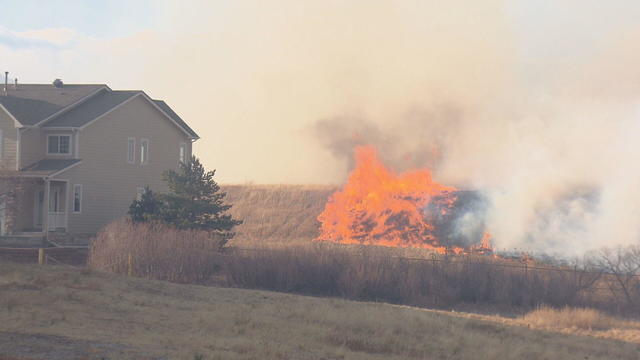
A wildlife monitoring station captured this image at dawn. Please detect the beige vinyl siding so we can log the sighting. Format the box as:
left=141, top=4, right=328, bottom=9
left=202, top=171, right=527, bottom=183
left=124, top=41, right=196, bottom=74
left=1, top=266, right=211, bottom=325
left=19, top=129, right=45, bottom=169
left=44, top=131, right=75, bottom=158
left=14, top=187, right=36, bottom=231
left=20, top=129, right=76, bottom=169
left=56, top=95, right=192, bottom=234
left=0, top=108, right=18, bottom=170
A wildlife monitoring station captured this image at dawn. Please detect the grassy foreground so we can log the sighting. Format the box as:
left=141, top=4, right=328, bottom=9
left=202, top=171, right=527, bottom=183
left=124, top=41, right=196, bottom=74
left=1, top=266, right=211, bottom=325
left=1, top=262, right=639, bottom=360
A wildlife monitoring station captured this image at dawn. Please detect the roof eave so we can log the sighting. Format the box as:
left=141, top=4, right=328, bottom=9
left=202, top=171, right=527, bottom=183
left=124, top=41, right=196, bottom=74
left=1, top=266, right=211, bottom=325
left=18, top=159, right=83, bottom=178
left=33, top=85, right=110, bottom=128
left=48, top=160, right=83, bottom=178
left=140, top=92, right=199, bottom=139
left=0, top=102, right=23, bottom=127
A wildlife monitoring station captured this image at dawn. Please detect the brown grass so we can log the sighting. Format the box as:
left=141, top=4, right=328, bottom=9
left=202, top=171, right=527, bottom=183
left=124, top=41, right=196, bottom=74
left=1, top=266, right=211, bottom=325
left=223, top=243, right=606, bottom=312
left=522, top=306, right=621, bottom=330
left=83, top=217, right=639, bottom=319
left=221, top=184, right=337, bottom=247
left=88, top=219, right=224, bottom=283
left=1, top=261, right=640, bottom=359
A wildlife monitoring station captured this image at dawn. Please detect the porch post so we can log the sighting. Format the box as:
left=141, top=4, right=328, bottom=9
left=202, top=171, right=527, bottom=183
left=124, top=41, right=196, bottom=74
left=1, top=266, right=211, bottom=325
left=64, top=181, right=69, bottom=230
left=42, top=178, right=50, bottom=238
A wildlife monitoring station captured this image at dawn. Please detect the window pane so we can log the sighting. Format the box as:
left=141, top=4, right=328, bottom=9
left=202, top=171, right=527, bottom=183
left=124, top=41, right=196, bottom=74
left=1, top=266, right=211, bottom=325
left=127, top=138, right=135, bottom=163
left=179, top=144, right=185, bottom=163
left=48, top=136, right=59, bottom=153
left=49, top=191, right=59, bottom=212
left=59, top=136, right=70, bottom=154
left=74, top=186, right=82, bottom=213
left=141, top=140, right=148, bottom=164
left=136, top=187, right=145, bottom=201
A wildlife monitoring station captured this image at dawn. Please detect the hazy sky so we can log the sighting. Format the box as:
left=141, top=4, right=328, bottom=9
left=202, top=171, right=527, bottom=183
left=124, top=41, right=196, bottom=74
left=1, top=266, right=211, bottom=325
left=4, top=1, right=640, bottom=252
left=1, top=0, right=639, bottom=184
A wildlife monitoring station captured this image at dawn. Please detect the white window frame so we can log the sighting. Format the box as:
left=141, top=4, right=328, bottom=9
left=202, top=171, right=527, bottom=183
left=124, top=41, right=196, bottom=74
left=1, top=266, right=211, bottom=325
left=47, top=134, right=72, bottom=155
left=0, top=129, right=3, bottom=158
left=140, top=138, right=149, bottom=165
left=127, top=137, right=136, bottom=164
left=179, top=142, right=187, bottom=164
left=136, top=186, right=146, bottom=201
left=73, top=184, right=83, bottom=214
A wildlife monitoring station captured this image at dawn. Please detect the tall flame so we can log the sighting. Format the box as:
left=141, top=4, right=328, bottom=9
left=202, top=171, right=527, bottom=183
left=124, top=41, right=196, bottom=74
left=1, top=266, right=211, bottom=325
left=317, top=145, right=463, bottom=253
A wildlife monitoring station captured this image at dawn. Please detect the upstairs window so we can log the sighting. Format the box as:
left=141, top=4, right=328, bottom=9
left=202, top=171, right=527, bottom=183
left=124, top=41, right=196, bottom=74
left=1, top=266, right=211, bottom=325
left=0, top=129, right=3, bottom=158
left=47, top=135, right=71, bottom=155
left=140, top=139, right=149, bottom=165
left=127, top=137, right=136, bottom=164
left=179, top=142, right=186, bottom=164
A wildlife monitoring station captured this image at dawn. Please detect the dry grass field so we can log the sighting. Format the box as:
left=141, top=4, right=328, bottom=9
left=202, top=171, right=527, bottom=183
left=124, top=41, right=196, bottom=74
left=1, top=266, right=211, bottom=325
left=221, top=184, right=336, bottom=247
left=1, top=261, right=640, bottom=360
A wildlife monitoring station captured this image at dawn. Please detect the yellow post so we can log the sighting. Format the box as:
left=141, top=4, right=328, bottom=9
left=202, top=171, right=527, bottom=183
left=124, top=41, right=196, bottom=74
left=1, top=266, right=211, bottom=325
left=38, top=248, right=45, bottom=265
left=127, top=253, right=133, bottom=277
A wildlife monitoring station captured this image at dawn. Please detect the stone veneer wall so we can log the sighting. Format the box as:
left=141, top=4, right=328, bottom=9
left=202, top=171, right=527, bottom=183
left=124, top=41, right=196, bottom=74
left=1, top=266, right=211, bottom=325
left=2, top=178, right=39, bottom=235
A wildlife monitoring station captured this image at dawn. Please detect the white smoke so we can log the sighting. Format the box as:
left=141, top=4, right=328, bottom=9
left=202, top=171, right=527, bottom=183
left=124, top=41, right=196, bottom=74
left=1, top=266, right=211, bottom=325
left=314, top=74, right=640, bottom=256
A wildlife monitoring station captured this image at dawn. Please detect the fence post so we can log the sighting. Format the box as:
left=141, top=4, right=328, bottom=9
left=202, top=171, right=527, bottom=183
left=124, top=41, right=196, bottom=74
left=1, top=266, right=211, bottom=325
left=38, top=248, right=45, bottom=265
left=127, top=253, right=133, bottom=277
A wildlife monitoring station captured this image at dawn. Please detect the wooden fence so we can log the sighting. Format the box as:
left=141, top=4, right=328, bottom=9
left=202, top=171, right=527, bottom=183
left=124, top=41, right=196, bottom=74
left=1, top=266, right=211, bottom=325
left=0, top=247, right=88, bottom=266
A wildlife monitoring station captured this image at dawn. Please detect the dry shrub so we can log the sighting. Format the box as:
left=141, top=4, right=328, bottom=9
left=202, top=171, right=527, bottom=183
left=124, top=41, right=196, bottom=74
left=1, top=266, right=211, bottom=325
left=223, top=244, right=602, bottom=310
left=522, top=306, right=620, bottom=330
left=88, top=219, right=224, bottom=283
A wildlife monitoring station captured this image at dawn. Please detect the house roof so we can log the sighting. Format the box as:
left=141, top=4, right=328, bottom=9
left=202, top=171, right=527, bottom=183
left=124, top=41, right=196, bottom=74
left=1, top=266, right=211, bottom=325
left=152, top=100, right=199, bottom=138
left=20, top=159, right=82, bottom=176
left=0, top=84, right=199, bottom=138
left=42, top=90, right=200, bottom=138
left=0, top=83, right=199, bottom=139
left=0, top=84, right=105, bottom=125
left=42, top=90, right=140, bottom=128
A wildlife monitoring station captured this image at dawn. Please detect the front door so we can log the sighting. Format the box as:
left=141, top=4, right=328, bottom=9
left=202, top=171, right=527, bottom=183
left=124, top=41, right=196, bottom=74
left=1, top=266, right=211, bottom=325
left=49, top=189, right=60, bottom=213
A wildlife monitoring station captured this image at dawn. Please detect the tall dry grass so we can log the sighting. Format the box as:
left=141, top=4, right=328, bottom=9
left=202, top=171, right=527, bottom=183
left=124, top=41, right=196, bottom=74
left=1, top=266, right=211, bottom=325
left=223, top=244, right=604, bottom=311
left=221, top=184, right=337, bottom=246
left=88, top=219, right=224, bottom=283
left=522, top=306, right=620, bottom=330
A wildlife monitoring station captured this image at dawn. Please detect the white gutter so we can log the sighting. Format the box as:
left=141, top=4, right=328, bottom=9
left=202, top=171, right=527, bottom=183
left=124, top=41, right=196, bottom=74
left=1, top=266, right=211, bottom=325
left=15, top=127, right=21, bottom=171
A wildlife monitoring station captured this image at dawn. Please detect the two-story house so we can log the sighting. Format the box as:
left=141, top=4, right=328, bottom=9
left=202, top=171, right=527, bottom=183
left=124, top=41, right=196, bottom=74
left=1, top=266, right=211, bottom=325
left=0, top=81, right=199, bottom=245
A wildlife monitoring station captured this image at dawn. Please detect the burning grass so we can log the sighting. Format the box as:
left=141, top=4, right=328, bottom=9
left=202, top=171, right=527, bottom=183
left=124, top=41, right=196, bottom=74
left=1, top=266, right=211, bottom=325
left=316, top=145, right=492, bottom=254
left=223, top=146, right=493, bottom=255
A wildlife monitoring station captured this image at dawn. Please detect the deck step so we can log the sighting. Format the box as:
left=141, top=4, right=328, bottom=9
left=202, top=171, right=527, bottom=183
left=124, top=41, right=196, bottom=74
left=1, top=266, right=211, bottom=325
left=12, top=232, right=44, bottom=237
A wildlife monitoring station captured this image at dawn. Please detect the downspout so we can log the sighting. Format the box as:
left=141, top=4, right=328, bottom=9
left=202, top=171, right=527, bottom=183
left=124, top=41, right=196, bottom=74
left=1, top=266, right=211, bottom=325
left=42, top=177, right=50, bottom=240
left=15, top=127, right=21, bottom=171
left=73, top=129, right=80, bottom=158
left=190, top=138, right=197, bottom=159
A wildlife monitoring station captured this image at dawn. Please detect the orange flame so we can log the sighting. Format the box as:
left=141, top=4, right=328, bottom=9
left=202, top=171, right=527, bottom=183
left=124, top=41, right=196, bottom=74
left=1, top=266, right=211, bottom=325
left=317, top=145, right=492, bottom=255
